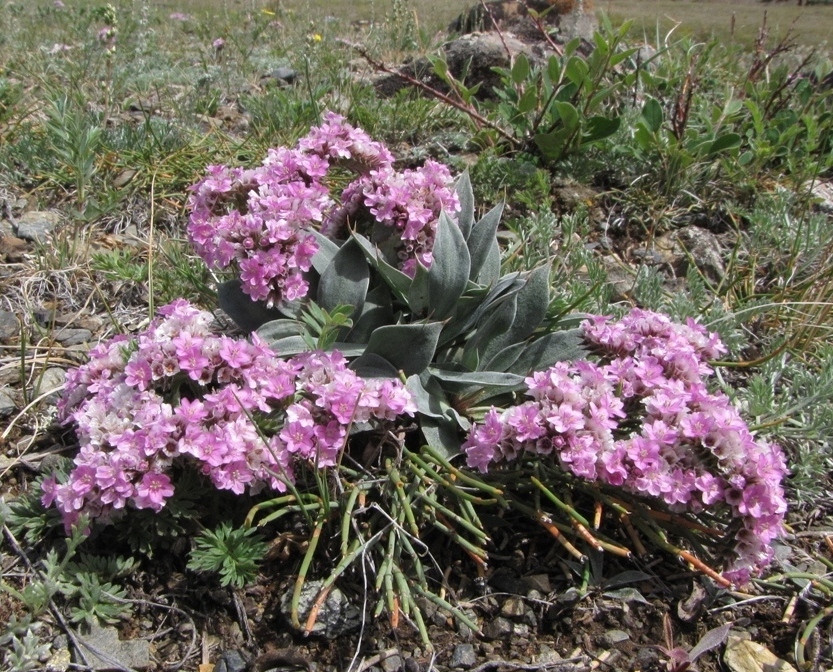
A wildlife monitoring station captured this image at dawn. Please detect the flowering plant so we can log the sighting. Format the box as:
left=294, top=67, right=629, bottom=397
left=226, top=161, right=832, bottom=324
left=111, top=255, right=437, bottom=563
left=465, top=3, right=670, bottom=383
left=46, top=299, right=415, bottom=530
left=48, top=116, right=786, bottom=640
left=464, top=309, right=787, bottom=584
left=186, top=112, right=457, bottom=311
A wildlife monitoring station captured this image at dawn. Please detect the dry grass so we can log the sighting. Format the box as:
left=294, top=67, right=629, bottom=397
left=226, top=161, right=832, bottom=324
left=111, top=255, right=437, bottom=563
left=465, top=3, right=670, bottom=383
left=602, top=0, right=833, bottom=47
left=152, top=0, right=476, bottom=33
left=64, top=0, right=833, bottom=49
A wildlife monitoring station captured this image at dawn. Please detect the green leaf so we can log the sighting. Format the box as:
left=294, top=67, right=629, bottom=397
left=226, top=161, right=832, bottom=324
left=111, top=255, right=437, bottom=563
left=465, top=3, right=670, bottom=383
left=467, top=202, right=504, bottom=281
left=348, top=284, right=394, bottom=343
left=352, top=232, right=412, bottom=300
left=534, top=129, right=570, bottom=161
left=547, top=55, right=561, bottom=84
left=511, top=53, right=530, bottom=84
left=259, top=334, right=311, bottom=355
left=420, top=415, right=462, bottom=459
left=257, top=328, right=364, bottom=357
left=564, top=56, right=588, bottom=85
left=257, top=319, right=305, bottom=344
left=428, top=211, right=471, bottom=319
left=588, top=85, right=620, bottom=112
left=406, top=373, right=449, bottom=419
left=463, top=295, right=517, bottom=370
left=609, top=47, right=638, bottom=67
left=722, top=98, right=743, bottom=118
left=429, top=368, right=524, bottom=391
left=307, top=229, right=341, bottom=275
left=454, top=171, right=475, bottom=240
left=583, top=115, right=621, bottom=144
left=350, top=353, right=400, bottom=378
left=484, top=341, right=526, bottom=373
left=508, top=328, right=586, bottom=376
left=218, top=279, right=284, bottom=333
left=365, top=323, right=443, bottom=375
left=429, top=54, right=450, bottom=82
left=554, top=101, right=579, bottom=133
left=706, top=132, right=742, bottom=156
left=640, top=97, right=663, bottom=133
left=476, top=238, right=501, bottom=287
left=317, top=238, right=369, bottom=316
left=438, top=273, right=525, bottom=348
left=564, top=37, right=581, bottom=57
left=517, top=87, right=539, bottom=115
left=480, top=265, right=550, bottom=367
left=738, top=150, right=754, bottom=166
left=407, top=262, right=432, bottom=315
left=634, top=125, right=655, bottom=151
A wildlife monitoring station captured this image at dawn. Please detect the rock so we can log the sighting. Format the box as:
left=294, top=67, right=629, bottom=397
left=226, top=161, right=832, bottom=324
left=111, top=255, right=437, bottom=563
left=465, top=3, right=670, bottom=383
left=33, top=307, right=57, bottom=327
left=535, top=646, right=561, bottom=664
left=381, top=653, right=403, bottom=672
left=450, top=0, right=597, bottom=44
left=373, top=32, right=555, bottom=100
left=271, top=66, right=298, bottom=84
left=279, top=580, right=361, bottom=639
left=215, top=650, right=247, bottom=672
left=1, top=234, right=29, bottom=262
left=76, top=623, right=150, bottom=671
left=487, top=570, right=526, bottom=594
left=654, top=226, right=725, bottom=283
left=522, top=572, right=551, bottom=593
left=500, top=596, right=526, bottom=618
left=15, top=211, right=62, bottom=244
left=810, top=180, right=833, bottom=215
left=113, top=169, right=137, bottom=189
left=0, top=310, right=19, bottom=341
left=723, top=636, right=797, bottom=672
left=450, top=643, right=477, bottom=669
left=636, top=646, right=659, bottom=668
left=36, top=367, right=66, bottom=405
left=126, top=97, right=158, bottom=113
left=558, top=8, right=598, bottom=45
left=552, top=180, right=600, bottom=213
left=55, top=328, right=92, bottom=347
left=482, top=616, right=513, bottom=640
left=512, top=622, right=530, bottom=637
left=599, top=629, right=630, bottom=647
left=0, top=386, right=17, bottom=417
left=46, top=647, right=72, bottom=672
left=0, top=218, right=14, bottom=237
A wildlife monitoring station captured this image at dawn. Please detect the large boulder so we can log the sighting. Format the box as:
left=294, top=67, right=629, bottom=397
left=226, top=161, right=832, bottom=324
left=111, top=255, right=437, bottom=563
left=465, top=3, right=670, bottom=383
left=450, top=0, right=597, bottom=44
left=373, top=31, right=555, bottom=100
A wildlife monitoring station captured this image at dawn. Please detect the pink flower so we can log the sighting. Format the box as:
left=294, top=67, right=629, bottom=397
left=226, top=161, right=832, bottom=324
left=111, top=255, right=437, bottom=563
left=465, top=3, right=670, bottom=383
left=134, top=472, right=174, bottom=511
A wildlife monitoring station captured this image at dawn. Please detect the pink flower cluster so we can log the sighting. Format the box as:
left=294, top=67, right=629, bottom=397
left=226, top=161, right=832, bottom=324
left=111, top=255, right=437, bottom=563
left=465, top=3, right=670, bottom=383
left=45, top=300, right=415, bottom=530
left=187, top=113, right=460, bottom=306
left=322, top=160, right=460, bottom=276
left=463, top=309, right=787, bottom=584
left=187, top=152, right=328, bottom=307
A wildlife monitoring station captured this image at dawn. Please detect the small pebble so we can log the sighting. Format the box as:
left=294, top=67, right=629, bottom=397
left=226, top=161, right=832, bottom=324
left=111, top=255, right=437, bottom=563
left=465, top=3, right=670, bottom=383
left=482, top=616, right=512, bottom=640
left=450, top=643, right=477, bottom=669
